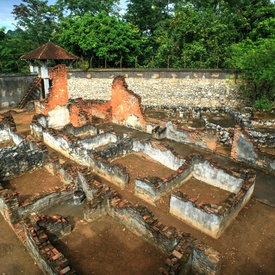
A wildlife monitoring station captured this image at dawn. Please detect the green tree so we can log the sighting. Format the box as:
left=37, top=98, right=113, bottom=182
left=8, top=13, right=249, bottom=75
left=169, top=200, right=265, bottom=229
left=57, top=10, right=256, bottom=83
left=124, top=0, right=174, bottom=35
left=0, top=28, right=29, bottom=73
left=229, top=38, right=275, bottom=105
left=12, top=0, right=59, bottom=46
left=124, top=0, right=182, bottom=66
left=154, top=3, right=238, bottom=68
left=56, top=0, right=120, bottom=17
left=55, top=12, right=143, bottom=68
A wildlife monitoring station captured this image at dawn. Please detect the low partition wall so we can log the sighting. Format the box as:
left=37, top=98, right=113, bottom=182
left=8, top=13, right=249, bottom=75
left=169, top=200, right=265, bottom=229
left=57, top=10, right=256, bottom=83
left=0, top=124, right=13, bottom=143
left=231, top=127, right=275, bottom=172
left=134, top=154, right=256, bottom=238
left=0, top=142, right=44, bottom=181
left=169, top=159, right=256, bottom=238
left=23, top=216, right=76, bottom=275
left=135, top=158, right=192, bottom=206
left=31, top=122, right=130, bottom=189
left=0, top=162, right=75, bottom=224
left=132, top=139, right=185, bottom=170
left=158, top=121, right=218, bottom=151
left=0, top=187, right=73, bottom=225
left=75, top=169, right=222, bottom=275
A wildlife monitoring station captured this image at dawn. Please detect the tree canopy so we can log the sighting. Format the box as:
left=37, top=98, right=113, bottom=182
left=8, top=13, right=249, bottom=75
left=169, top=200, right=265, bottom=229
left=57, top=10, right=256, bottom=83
left=1, top=0, right=274, bottom=105
left=55, top=12, right=142, bottom=68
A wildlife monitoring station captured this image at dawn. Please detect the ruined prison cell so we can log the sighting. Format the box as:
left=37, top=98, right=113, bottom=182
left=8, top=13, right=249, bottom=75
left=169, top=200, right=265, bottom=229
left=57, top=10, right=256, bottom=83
left=1, top=58, right=275, bottom=274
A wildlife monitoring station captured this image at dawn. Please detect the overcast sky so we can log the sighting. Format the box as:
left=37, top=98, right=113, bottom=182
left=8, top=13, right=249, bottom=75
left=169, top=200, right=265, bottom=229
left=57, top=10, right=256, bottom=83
left=0, top=0, right=127, bottom=31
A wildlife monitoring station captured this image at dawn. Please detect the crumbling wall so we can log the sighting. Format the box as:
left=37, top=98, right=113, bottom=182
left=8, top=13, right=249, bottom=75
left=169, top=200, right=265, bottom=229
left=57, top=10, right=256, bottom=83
left=133, top=139, right=185, bottom=170
left=77, top=132, right=118, bottom=150
left=34, top=65, right=70, bottom=129
left=231, top=127, right=275, bottom=172
left=41, top=129, right=129, bottom=188
left=18, top=190, right=73, bottom=219
left=0, top=142, right=44, bottom=181
left=165, top=121, right=218, bottom=151
left=192, top=160, right=243, bottom=193
left=110, top=76, right=146, bottom=130
left=69, top=99, right=93, bottom=127
left=135, top=157, right=193, bottom=205
left=24, top=217, right=76, bottom=275
left=79, top=172, right=221, bottom=274
left=0, top=124, right=12, bottom=143
left=169, top=164, right=256, bottom=239
left=44, top=64, right=69, bottom=112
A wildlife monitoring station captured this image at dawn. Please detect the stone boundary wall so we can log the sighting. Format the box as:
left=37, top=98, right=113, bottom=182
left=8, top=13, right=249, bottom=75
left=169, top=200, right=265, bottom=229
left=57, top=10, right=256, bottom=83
left=67, top=69, right=241, bottom=108
left=0, top=69, right=241, bottom=110
left=0, top=73, right=38, bottom=109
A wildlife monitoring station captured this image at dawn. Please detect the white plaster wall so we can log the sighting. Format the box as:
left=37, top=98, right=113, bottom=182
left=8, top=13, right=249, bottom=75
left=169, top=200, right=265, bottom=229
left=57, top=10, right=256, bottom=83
left=166, top=121, right=210, bottom=150
left=0, top=129, right=11, bottom=143
left=135, top=179, right=156, bottom=199
left=9, top=130, right=23, bottom=145
left=47, top=105, right=70, bottom=129
left=77, top=172, right=96, bottom=201
left=77, top=132, right=118, bottom=150
left=124, top=114, right=142, bottom=130
left=43, top=131, right=91, bottom=166
left=193, top=161, right=243, bottom=193
left=170, top=196, right=221, bottom=238
left=133, top=140, right=185, bottom=170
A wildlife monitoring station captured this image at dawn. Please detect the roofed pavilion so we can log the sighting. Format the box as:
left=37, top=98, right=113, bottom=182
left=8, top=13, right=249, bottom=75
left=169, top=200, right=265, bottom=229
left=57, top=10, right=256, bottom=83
left=21, top=42, right=78, bottom=97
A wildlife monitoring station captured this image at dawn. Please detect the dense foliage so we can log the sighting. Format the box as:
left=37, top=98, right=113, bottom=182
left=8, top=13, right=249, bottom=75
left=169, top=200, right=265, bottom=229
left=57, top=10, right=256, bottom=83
left=0, top=0, right=274, bottom=105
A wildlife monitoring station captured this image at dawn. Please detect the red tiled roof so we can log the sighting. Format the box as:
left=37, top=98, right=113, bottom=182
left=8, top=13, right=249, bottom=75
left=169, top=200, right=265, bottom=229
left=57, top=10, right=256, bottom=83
left=21, top=42, right=79, bottom=60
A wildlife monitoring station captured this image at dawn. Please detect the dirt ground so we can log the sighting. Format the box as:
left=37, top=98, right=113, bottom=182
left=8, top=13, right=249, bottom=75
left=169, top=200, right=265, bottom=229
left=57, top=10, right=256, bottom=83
left=0, top=214, right=41, bottom=274
left=95, top=155, right=275, bottom=275
left=112, top=152, right=174, bottom=184
left=5, top=168, right=64, bottom=204
left=177, top=177, right=231, bottom=205
left=53, top=216, right=167, bottom=275
left=0, top=110, right=274, bottom=274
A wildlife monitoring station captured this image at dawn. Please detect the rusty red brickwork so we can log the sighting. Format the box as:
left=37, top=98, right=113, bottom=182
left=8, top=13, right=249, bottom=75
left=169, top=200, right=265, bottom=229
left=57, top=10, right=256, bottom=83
left=69, top=76, right=146, bottom=129
left=110, top=76, right=146, bottom=129
left=35, top=64, right=69, bottom=115
left=35, top=69, right=146, bottom=128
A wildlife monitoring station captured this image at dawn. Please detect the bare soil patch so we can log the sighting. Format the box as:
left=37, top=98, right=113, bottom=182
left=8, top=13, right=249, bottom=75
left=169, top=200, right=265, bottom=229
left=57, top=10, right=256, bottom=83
left=177, top=177, right=231, bottom=205
left=178, top=118, right=205, bottom=130
left=11, top=109, right=35, bottom=135
left=112, top=152, right=174, bottom=185
left=202, top=112, right=235, bottom=128
left=144, top=109, right=169, bottom=120
left=53, top=215, right=167, bottom=275
left=6, top=168, right=63, bottom=204
left=0, top=140, right=15, bottom=149
left=0, top=215, right=41, bottom=274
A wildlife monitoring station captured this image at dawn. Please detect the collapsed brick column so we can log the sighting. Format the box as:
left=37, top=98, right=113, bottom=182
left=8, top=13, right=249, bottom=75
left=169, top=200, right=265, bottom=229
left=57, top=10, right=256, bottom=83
left=44, top=64, right=69, bottom=113
left=110, top=76, right=146, bottom=130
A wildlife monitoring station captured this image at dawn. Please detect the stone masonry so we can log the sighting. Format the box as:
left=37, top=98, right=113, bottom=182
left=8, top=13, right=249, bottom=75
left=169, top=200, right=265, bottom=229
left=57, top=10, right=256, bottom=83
left=68, top=77, right=240, bottom=108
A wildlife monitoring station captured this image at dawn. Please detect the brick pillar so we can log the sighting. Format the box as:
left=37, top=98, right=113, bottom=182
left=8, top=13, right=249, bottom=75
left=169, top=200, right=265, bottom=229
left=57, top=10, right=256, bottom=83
left=110, top=76, right=146, bottom=130
left=44, top=64, right=69, bottom=113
